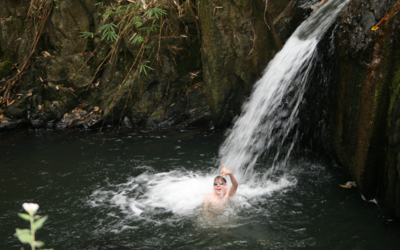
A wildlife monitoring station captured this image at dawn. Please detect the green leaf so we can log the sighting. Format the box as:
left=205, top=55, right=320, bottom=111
left=130, top=16, right=143, bottom=28
left=144, top=8, right=168, bottom=19
left=33, top=241, right=45, bottom=247
left=132, top=34, right=144, bottom=44
left=139, top=64, right=154, bottom=75
left=98, top=23, right=119, bottom=41
left=150, top=24, right=161, bottom=32
left=14, top=228, right=31, bottom=244
left=17, top=234, right=32, bottom=244
left=79, top=32, right=94, bottom=39
left=140, top=26, right=150, bottom=32
left=18, top=213, right=31, bottom=221
left=15, top=228, right=30, bottom=234
left=33, top=215, right=48, bottom=230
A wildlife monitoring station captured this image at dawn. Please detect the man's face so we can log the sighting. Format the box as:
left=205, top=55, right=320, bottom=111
left=213, top=179, right=227, bottom=195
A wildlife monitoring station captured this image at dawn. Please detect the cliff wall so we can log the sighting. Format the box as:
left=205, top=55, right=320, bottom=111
left=331, top=0, right=400, bottom=218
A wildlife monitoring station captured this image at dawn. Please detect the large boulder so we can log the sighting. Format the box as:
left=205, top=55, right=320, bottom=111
left=330, top=0, right=400, bottom=218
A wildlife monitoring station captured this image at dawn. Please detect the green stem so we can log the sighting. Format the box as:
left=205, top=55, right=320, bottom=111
left=30, top=214, right=36, bottom=250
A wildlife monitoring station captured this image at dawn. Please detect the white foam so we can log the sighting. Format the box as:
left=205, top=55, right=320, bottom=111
left=88, top=169, right=296, bottom=218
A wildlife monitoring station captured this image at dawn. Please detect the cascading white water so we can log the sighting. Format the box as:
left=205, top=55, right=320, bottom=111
left=89, top=0, right=350, bottom=219
left=218, top=0, right=349, bottom=183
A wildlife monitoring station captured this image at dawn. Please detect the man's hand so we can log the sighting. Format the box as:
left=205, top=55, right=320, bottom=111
left=220, top=164, right=238, bottom=197
left=220, top=164, right=232, bottom=176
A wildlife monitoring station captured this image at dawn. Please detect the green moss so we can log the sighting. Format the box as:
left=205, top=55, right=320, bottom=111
left=183, top=2, right=196, bottom=22
left=0, top=61, right=12, bottom=78
left=87, top=91, right=102, bottom=107
left=372, top=87, right=381, bottom=119
left=387, top=68, right=400, bottom=126
left=151, top=108, right=164, bottom=121
left=18, top=25, right=25, bottom=34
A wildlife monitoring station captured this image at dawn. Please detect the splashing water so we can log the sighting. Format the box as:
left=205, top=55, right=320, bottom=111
left=89, top=0, right=349, bottom=220
left=218, top=0, right=350, bottom=184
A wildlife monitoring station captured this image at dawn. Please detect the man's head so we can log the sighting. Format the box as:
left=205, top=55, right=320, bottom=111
left=213, top=176, right=227, bottom=195
left=214, top=176, right=227, bottom=183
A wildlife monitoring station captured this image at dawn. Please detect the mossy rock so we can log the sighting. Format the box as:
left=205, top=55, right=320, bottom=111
left=0, top=61, right=12, bottom=78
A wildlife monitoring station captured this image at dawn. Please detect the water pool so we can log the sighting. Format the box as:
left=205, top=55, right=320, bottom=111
left=0, top=129, right=399, bottom=249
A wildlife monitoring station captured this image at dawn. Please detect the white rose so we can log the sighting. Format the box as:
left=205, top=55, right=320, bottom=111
left=22, top=203, right=39, bottom=216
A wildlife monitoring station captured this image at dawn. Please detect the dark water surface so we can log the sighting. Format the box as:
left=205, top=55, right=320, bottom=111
left=1, top=129, right=399, bottom=249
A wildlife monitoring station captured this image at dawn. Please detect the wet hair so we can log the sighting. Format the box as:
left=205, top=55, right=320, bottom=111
left=214, top=176, right=227, bottom=183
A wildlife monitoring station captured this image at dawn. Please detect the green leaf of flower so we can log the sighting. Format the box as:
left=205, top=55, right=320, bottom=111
left=33, top=215, right=48, bottom=231
left=33, top=241, right=45, bottom=247
left=14, top=228, right=32, bottom=244
left=18, top=213, right=31, bottom=221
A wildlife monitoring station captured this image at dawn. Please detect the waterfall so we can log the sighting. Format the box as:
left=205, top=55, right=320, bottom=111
left=88, top=0, right=351, bottom=218
left=218, top=0, right=349, bottom=183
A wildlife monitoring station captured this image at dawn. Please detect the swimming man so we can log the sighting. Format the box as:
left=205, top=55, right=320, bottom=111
left=202, top=164, right=238, bottom=217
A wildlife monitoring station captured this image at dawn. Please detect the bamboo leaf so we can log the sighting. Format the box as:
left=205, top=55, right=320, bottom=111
left=145, top=65, right=154, bottom=71
left=99, top=23, right=119, bottom=41
left=132, top=34, right=144, bottom=44
left=144, top=8, right=167, bottom=20
left=79, top=32, right=94, bottom=39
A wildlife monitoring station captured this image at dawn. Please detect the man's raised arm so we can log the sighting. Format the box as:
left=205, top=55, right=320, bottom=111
left=220, top=164, right=238, bottom=197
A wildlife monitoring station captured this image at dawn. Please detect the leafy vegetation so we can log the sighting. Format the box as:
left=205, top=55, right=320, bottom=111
left=78, top=0, right=171, bottom=130
left=0, top=0, right=200, bottom=131
left=98, top=23, right=119, bottom=41
left=80, top=0, right=169, bottom=76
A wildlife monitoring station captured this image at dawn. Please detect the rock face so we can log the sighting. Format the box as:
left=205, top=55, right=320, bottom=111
left=329, top=0, right=400, bottom=218
left=0, top=0, right=208, bottom=131
left=199, top=0, right=308, bottom=127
